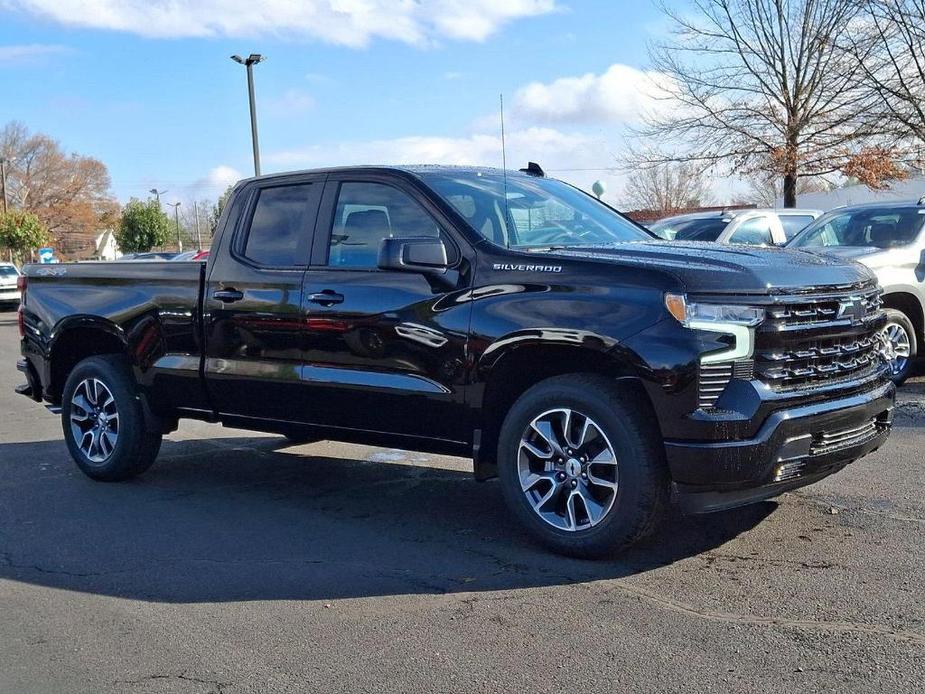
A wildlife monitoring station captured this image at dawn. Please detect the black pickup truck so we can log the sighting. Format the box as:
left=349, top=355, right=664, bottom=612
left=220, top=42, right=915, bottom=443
left=14, top=165, right=895, bottom=557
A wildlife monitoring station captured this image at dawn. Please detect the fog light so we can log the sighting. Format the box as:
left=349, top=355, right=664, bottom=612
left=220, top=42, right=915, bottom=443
left=774, top=460, right=806, bottom=482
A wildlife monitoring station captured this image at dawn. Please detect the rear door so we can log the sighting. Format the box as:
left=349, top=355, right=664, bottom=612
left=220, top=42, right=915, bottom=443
left=203, top=175, right=324, bottom=422
left=297, top=173, right=473, bottom=443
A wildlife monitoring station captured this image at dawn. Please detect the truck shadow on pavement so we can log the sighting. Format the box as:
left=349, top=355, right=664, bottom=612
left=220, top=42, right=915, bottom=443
left=0, top=435, right=775, bottom=603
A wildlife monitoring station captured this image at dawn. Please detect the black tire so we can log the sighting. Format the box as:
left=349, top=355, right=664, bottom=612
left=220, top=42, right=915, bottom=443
left=61, top=355, right=162, bottom=481
left=497, top=374, right=669, bottom=558
left=882, top=308, right=917, bottom=386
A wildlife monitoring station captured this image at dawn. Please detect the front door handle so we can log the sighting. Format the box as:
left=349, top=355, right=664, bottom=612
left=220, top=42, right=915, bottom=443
left=307, top=290, right=345, bottom=306
left=213, top=288, right=244, bottom=303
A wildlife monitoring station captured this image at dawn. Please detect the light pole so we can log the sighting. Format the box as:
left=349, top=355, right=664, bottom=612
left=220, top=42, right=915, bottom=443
left=167, top=201, right=182, bottom=253
left=193, top=200, right=203, bottom=250
left=231, top=53, right=265, bottom=176
left=150, top=188, right=167, bottom=207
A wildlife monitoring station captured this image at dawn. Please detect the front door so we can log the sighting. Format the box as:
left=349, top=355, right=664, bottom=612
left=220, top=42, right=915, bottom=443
left=299, top=175, right=473, bottom=444
left=203, top=175, right=324, bottom=422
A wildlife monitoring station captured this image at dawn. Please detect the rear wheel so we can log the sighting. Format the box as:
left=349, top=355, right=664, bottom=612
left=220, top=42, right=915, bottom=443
left=881, top=309, right=916, bottom=385
left=61, top=355, right=162, bottom=481
left=498, top=374, right=668, bottom=558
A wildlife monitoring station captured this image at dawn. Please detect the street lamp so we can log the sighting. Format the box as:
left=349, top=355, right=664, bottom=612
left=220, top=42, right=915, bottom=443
left=149, top=188, right=167, bottom=206
left=230, top=53, right=265, bottom=177
left=167, top=201, right=182, bottom=253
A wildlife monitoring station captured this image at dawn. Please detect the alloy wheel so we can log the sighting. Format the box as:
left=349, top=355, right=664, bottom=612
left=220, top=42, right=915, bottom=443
left=882, top=321, right=911, bottom=376
left=517, top=408, right=619, bottom=532
left=69, top=378, right=120, bottom=463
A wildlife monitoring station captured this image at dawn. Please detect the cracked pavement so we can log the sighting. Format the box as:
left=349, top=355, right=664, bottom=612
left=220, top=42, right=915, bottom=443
left=0, top=311, right=923, bottom=693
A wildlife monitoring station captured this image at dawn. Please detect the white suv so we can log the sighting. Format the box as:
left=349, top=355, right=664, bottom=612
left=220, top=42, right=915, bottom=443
left=0, top=263, right=21, bottom=308
left=650, top=208, right=823, bottom=246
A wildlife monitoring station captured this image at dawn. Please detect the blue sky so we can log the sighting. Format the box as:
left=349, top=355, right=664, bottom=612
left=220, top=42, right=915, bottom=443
left=0, top=1, right=673, bottom=206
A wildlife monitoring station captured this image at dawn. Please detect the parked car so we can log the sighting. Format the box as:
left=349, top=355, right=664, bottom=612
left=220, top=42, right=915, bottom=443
left=172, top=249, right=210, bottom=262
left=0, top=263, right=20, bottom=308
left=788, top=200, right=925, bottom=384
left=14, top=165, right=894, bottom=557
left=118, top=252, right=178, bottom=261
left=650, top=208, right=822, bottom=246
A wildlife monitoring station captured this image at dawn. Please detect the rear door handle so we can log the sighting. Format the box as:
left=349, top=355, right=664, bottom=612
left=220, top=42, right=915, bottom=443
left=213, top=288, right=244, bottom=303
left=307, top=290, right=345, bottom=306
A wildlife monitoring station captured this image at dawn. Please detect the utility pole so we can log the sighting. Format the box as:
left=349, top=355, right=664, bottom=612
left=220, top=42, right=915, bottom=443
left=167, top=201, right=182, bottom=253
left=149, top=188, right=167, bottom=207
left=231, top=53, right=265, bottom=176
left=193, top=200, right=203, bottom=250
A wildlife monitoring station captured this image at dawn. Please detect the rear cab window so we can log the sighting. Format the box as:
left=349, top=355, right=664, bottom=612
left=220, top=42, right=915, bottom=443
left=242, top=182, right=321, bottom=266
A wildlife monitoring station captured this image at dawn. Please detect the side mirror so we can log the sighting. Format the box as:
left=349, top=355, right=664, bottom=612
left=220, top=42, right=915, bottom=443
left=378, top=237, right=448, bottom=274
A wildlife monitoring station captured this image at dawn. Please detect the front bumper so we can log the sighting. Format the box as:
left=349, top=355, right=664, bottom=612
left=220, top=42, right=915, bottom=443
left=667, top=380, right=895, bottom=513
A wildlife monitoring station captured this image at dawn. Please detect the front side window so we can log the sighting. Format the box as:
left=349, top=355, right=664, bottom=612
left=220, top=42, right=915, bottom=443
left=790, top=208, right=925, bottom=249
left=729, top=217, right=773, bottom=246
left=422, top=172, right=650, bottom=249
left=244, top=183, right=317, bottom=266
left=328, top=182, right=441, bottom=267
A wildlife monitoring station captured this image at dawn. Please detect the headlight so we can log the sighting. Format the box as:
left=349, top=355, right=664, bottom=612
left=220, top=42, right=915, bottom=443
left=665, top=293, right=765, bottom=363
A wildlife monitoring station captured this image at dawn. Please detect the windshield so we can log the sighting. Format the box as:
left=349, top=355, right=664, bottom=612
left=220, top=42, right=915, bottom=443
left=790, top=207, right=925, bottom=249
left=0, top=266, right=18, bottom=278
left=420, top=172, right=651, bottom=248
left=778, top=214, right=815, bottom=240
left=650, top=217, right=728, bottom=242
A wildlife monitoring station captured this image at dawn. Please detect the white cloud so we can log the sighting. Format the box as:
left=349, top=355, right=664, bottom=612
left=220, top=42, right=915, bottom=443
left=2, top=0, right=556, bottom=46
left=0, top=43, right=69, bottom=62
left=513, top=63, right=673, bottom=125
left=264, top=127, right=627, bottom=203
left=201, top=165, right=243, bottom=190
left=265, top=88, right=315, bottom=117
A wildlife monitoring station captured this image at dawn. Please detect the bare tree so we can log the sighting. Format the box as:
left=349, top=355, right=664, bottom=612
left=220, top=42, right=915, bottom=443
left=632, top=0, right=902, bottom=207
left=623, top=163, right=714, bottom=213
left=844, top=1, right=925, bottom=150
left=0, top=121, right=118, bottom=256
left=743, top=172, right=832, bottom=206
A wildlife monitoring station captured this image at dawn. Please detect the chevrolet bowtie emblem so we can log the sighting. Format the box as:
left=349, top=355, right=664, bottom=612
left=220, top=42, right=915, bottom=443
left=837, top=297, right=865, bottom=323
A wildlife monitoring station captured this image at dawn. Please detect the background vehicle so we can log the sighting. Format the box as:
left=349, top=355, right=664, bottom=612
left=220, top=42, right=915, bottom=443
left=788, top=200, right=925, bottom=384
left=0, top=263, right=20, bottom=308
left=170, top=249, right=210, bottom=262
left=14, top=166, right=894, bottom=557
left=650, top=208, right=822, bottom=245
left=117, top=252, right=178, bottom=261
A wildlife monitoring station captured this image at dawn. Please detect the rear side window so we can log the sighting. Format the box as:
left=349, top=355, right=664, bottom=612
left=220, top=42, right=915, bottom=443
left=244, top=183, right=318, bottom=266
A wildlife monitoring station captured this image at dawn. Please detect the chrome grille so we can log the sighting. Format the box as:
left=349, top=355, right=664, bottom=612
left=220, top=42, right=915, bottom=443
left=698, top=363, right=732, bottom=409
left=698, top=360, right=754, bottom=409
left=755, top=285, right=885, bottom=392
left=810, top=418, right=879, bottom=456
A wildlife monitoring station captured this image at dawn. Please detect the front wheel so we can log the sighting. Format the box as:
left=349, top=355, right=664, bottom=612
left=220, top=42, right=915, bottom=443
left=881, top=309, right=917, bottom=385
left=498, top=374, right=669, bottom=558
left=61, top=355, right=162, bottom=481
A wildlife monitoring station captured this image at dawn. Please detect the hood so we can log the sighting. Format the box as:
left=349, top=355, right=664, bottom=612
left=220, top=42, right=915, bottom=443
left=550, top=241, right=874, bottom=295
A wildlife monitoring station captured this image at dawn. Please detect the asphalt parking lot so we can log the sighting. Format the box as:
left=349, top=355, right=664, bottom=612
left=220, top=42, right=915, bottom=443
left=0, top=308, right=922, bottom=693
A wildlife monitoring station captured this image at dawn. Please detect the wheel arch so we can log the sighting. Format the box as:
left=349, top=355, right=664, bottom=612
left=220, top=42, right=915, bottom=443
left=473, top=337, right=657, bottom=480
left=881, top=291, right=923, bottom=346
left=47, top=317, right=128, bottom=403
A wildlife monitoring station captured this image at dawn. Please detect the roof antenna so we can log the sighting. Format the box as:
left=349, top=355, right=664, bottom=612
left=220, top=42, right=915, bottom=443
left=500, top=93, right=511, bottom=248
